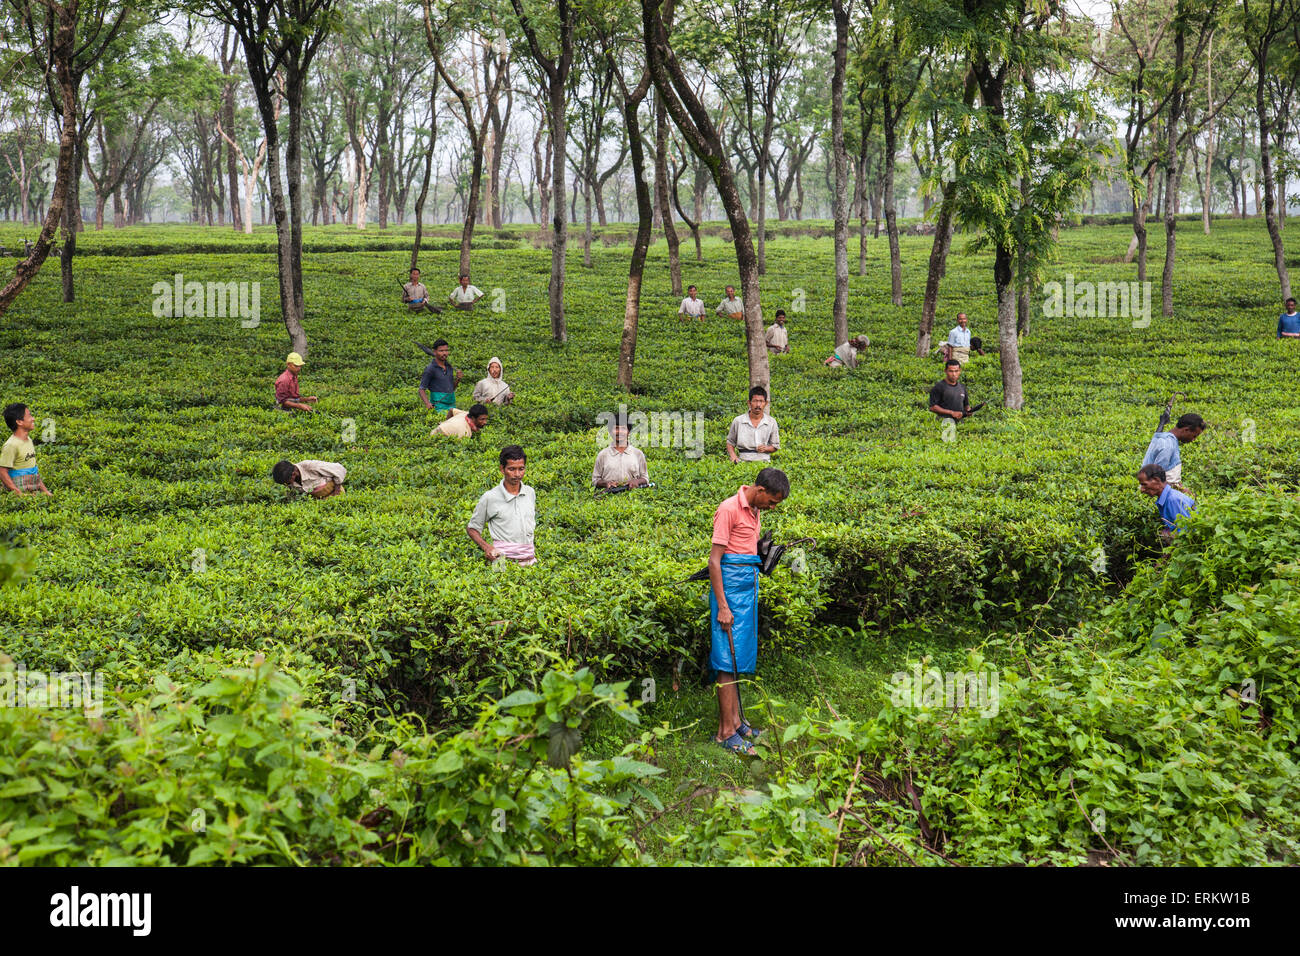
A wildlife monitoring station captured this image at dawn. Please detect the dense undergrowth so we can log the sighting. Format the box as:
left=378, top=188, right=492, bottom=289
left=1, top=219, right=1296, bottom=863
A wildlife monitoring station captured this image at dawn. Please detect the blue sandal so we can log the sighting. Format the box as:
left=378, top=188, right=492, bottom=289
left=718, top=732, right=757, bottom=756
left=737, top=720, right=763, bottom=740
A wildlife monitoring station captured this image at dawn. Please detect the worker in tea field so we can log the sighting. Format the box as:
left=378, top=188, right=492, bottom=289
left=592, top=418, right=650, bottom=489
left=678, top=285, right=707, bottom=322
left=1277, top=298, right=1300, bottom=338
left=447, top=273, right=485, bottom=311
left=417, top=339, right=463, bottom=416
left=274, top=352, right=317, bottom=413
left=435, top=403, right=490, bottom=438
left=929, top=360, right=973, bottom=420
left=467, top=445, right=536, bottom=566
left=708, top=467, right=790, bottom=755
left=402, top=267, right=442, bottom=315
left=942, top=313, right=986, bottom=364
left=472, top=357, right=514, bottom=406
left=716, top=285, right=744, bottom=321
left=824, top=334, right=870, bottom=368
left=727, top=386, right=780, bottom=463
left=764, top=310, right=790, bottom=354
left=1, top=403, right=51, bottom=496
left=1141, top=412, right=1204, bottom=490
left=1136, top=464, right=1196, bottom=544
left=271, top=459, right=345, bottom=498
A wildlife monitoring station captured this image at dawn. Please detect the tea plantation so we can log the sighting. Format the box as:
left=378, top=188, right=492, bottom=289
left=1, top=219, right=1297, bottom=865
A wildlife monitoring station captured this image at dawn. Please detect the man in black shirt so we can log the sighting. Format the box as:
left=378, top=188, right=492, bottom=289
left=929, top=360, right=972, bottom=420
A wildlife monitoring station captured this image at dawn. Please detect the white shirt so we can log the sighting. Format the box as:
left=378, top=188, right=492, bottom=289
left=716, top=296, right=744, bottom=316
left=727, top=413, right=780, bottom=462
left=450, top=284, right=484, bottom=303
left=291, top=460, right=346, bottom=494
left=592, top=445, right=649, bottom=487
left=679, top=296, right=706, bottom=317
left=765, top=323, right=789, bottom=349
left=948, top=326, right=971, bottom=348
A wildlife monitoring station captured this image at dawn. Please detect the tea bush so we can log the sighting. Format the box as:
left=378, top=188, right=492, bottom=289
left=1, top=218, right=1297, bottom=863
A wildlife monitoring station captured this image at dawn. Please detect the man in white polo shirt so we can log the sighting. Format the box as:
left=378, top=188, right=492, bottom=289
left=448, top=273, right=485, bottom=311
left=592, top=419, right=650, bottom=489
left=467, top=445, right=537, bottom=565
left=678, top=285, right=707, bottom=322
left=726, top=386, right=780, bottom=463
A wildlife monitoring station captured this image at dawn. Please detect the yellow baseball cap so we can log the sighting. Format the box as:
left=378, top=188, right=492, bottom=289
left=286, top=352, right=304, bottom=366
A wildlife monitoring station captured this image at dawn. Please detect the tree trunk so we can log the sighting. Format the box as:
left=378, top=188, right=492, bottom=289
left=412, top=83, right=437, bottom=271
left=830, top=0, right=850, bottom=347
left=1257, top=44, right=1292, bottom=299
left=882, top=75, right=902, bottom=306
left=916, top=190, right=955, bottom=355
left=655, top=94, right=681, bottom=296
left=0, top=3, right=76, bottom=318
left=617, top=73, right=652, bottom=389
left=642, top=0, right=769, bottom=391
left=548, top=76, right=569, bottom=342
left=994, top=244, right=1023, bottom=409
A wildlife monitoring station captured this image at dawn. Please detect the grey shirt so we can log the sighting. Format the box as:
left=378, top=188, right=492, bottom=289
left=291, top=460, right=346, bottom=494
left=469, top=480, right=536, bottom=544
left=727, top=413, right=780, bottom=462
left=592, top=445, right=649, bottom=487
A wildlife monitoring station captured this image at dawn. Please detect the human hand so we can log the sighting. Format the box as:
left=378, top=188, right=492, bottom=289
left=716, top=606, right=733, bottom=635
left=951, top=411, right=963, bottom=420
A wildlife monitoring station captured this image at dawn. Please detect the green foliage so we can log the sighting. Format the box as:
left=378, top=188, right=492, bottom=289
left=1, top=219, right=1297, bottom=863
left=0, top=655, right=661, bottom=865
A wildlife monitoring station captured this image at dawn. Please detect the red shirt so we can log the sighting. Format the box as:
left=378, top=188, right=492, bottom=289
left=275, top=369, right=299, bottom=404
left=712, top=485, right=761, bottom=555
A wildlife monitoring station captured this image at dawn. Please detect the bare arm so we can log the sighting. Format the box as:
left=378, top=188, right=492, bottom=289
left=0, top=467, right=19, bottom=495
left=709, top=543, right=732, bottom=636
left=467, top=526, right=499, bottom=561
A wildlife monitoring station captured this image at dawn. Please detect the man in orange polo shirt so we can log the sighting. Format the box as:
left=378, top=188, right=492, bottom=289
left=708, top=467, right=789, bottom=756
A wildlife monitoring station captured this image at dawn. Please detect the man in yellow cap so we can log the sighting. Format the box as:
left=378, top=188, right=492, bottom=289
left=275, top=352, right=317, bottom=413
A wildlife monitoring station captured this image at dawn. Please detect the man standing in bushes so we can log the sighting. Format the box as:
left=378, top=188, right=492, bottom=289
left=708, top=468, right=789, bottom=755
left=929, top=360, right=973, bottom=420
left=1137, top=463, right=1196, bottom=544
left=678, top=285, right=707, bottom=322
left=467, top=445, right=536, bottom=566
left=765, top=310, right=790, bottom=354
left=716, top=285, right=744, bottom=322
left=418, top=339, right=463, bottom=416
left=448, top=274, right=485, bottom=311
left=1142, top=413, right=1204, bottom=490
left=727, top=386, right=780, bottom=462
left=1278, top=298, right=1300, bottom=338
left=402, top=267, right=442, bottom=315
left=1, top=403, right=51, bottom=496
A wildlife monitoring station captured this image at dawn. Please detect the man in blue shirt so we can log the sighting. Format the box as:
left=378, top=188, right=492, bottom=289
left=1137, top=464, right=1196, bottom=543
left=1142, top=412, right=1204, bottom=489
left=1278, top=298, right=1300, bottom=338
left=417, top=339, right=462, bottom=415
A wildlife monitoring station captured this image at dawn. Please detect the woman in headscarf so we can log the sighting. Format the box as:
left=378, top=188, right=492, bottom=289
left=824, top=334, right=870, bottom=369
left=473, top=356, right=514, bottom=405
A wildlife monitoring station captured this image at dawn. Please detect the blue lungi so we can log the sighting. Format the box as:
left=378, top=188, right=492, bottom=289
left=709, top=553, right=760, bottom=675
